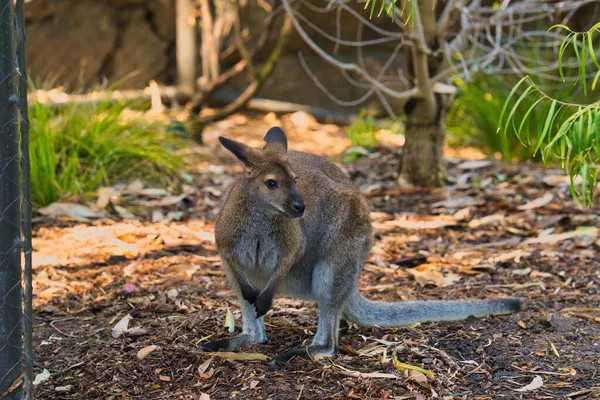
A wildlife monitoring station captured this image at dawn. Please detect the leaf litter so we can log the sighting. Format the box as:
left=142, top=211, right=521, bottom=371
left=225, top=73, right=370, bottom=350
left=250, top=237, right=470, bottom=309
left=31, top=114, right=600, bottom=400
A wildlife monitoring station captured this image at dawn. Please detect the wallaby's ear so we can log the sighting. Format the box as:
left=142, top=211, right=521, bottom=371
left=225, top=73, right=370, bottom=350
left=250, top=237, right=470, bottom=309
left=218, top=136, right=259, bottom=168
left=263, top=126, right=288, bottom=152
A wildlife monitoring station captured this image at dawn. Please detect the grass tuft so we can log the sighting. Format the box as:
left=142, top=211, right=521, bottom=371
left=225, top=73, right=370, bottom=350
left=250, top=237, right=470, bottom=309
left=29, top=99, right=186, bottom=207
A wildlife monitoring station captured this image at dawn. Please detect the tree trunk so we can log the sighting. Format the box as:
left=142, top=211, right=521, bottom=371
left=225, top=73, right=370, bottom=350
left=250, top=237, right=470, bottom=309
left=398, top=96, right=447, bottom=187
left=176, top=0, right=197, bottom=95
left=396, top=0, right=454, bottom=187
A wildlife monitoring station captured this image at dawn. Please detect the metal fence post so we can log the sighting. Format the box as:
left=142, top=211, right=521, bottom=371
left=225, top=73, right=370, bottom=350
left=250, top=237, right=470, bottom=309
left=0, top=1, right=23, bottom=399
left=16, top=0, right=33, bottom=397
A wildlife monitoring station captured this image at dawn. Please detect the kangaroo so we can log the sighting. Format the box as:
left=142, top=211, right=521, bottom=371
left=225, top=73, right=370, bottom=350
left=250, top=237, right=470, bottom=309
left=201, top=126, right=521, bottom=366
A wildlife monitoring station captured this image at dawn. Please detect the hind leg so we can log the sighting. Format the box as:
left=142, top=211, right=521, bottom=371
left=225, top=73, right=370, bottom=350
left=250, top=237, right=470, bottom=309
left=271, top=260, right=355, bottom=366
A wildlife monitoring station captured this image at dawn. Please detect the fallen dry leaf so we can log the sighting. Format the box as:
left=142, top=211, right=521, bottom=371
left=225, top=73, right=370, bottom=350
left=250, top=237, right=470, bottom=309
left=137, top=345, right=159, bottom=361
left=517, top=193, right=553, bottom=210
left=392, top=357, right=435, bottom=379
left=199, top=393, right=210, bottom=400
left=224, top=308, right=236, bottom=333
left=514, top=375, right=543, bottom=392
left=407, top=265, right=461, bottom=287
left=456, top=160, right=493, bottom=170
left=432, top=197, right=480, bottom=209
left=96, top=187, right=121, bottom=209
left=135, top=188, right=169, bottom=197
left=409, top=369, right=429, bottom=383
left=468, top=213, right=505, bottom=228
left=453, top=207, right=472, bottom=221
left=111, top=314, right=147, bottom=338
left=518, top=320, right=527, bottom=329
left=385, top=215, right=458, bottom=230
left=197, top=358, right=212, bottom=374
left=200, top=352, right=269, bottom=361
left=522, top=227, right=598, bottom=245
left=488, top=249, right=531, bottom=263
left=112, top=314, right=132, bottom=338
left=33, top=369, right=51, bottom=386
left=511, top=267, right=532, bottom=276
left=550, top=342, right=560, bottom=357
left=334, top=364, right=399, bottom=379
left=136, top=194, right=188, bottom=207
left=38, top=202, right=106, bottom=220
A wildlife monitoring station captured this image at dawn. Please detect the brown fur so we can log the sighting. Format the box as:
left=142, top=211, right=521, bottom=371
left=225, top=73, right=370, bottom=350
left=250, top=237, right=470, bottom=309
left=201, top=127, right=521, bottom=367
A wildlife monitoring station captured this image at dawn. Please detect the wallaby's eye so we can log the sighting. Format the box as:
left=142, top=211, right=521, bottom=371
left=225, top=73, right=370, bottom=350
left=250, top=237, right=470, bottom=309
left=265, top=179, right=278, bottom=189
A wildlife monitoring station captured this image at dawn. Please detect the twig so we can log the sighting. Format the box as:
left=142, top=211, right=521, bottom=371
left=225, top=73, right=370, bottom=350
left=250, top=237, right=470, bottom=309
left=0, top=373, right=24, bottom=399
left=195, top=16, right=293, bottom=125
left=282, top=0, right=420, bottom=101
left=49, top=317, right=78, bottom=337
left=333, top=363, right=399, bottom=379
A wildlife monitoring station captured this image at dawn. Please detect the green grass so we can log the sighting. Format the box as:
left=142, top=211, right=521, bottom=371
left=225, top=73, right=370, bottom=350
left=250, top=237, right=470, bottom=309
left=346, top=110, right=380, bottom=149
left=343, top=110, right=381, bottom=162
left=447, top=73, right=588, bottom=162
left=29, top=99, right=186, bottom=207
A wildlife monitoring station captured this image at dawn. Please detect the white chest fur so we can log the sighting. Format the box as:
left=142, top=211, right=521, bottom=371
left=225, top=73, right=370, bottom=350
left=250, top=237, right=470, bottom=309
left=231, top=226, right=281, bottom=286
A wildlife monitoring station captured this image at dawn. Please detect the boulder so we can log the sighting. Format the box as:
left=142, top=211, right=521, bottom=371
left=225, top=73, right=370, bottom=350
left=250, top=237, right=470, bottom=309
left=25, top=0, right=118, bottom=90
left=112, top=10, right=170, bottom=88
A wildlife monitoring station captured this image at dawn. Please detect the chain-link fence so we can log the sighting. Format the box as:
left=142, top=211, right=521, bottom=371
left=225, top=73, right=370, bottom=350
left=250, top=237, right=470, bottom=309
left=0, top=0, right=33, bottom=399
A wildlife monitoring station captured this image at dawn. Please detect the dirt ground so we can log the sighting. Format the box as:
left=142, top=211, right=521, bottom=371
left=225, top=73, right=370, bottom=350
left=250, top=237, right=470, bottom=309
left=32, top=114, right=600, bottom=399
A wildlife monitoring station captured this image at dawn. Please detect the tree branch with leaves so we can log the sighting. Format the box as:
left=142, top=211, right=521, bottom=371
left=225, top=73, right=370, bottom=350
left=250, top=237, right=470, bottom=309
left=282, top=0, right=596, bottom=186
left=501, top=22, right=600, bottom=207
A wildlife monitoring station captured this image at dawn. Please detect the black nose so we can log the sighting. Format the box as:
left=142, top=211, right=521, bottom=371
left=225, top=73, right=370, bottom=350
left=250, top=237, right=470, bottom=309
left=292, top=201, right=305, bottom=214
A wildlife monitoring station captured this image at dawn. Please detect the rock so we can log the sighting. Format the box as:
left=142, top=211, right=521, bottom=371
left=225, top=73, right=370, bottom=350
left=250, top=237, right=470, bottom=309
left=149, top=0, right=176, bottom=40
left=24, top=0, right=409, bottom=114
left=24, top=0, right=63, bottom=21
left=26, top=0, right=118, bottom=89
left=224, top=51, right=408, bottom=113
left=112, top=10, right=170, bottom=88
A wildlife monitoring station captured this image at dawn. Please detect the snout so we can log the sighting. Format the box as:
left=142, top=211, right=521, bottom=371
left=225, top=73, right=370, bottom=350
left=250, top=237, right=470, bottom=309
left=291, top=200, right=305, bottom=217
left=286, top=185, right=305, bottom=219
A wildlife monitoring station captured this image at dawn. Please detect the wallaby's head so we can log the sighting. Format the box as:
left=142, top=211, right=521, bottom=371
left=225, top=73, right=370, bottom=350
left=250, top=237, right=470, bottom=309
left=218, top=127, right=305, bottom=219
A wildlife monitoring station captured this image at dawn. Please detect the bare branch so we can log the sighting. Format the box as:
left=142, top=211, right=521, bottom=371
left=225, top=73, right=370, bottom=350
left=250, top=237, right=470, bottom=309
left=282, top=0, right=420, bottom=101
left=196, top=16, right=294, bottom=125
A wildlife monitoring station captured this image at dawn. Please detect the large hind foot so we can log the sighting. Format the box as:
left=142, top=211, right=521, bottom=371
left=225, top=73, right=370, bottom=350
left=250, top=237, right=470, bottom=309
left=268, top=345, right=337, bottom=370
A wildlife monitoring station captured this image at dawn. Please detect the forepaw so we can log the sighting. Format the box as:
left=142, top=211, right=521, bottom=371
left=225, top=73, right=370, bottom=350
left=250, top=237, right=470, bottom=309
left=198, top=338, right=230, bottom=352
left=254, top=292, right=273, bottom=318
left=240, top=284, right=260, bottom=304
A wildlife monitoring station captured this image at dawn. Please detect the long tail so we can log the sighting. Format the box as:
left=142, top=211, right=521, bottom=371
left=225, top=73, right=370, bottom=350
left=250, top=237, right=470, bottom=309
left=343, top=291, right=522, bottom=327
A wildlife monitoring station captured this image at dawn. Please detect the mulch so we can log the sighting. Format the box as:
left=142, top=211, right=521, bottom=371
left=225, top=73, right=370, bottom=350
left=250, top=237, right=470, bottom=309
left=32, top=114, right=600, bottom=399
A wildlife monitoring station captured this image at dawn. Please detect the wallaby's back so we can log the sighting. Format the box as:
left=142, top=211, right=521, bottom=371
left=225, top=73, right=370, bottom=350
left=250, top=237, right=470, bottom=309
left=284, top=150, right=372, bottom=255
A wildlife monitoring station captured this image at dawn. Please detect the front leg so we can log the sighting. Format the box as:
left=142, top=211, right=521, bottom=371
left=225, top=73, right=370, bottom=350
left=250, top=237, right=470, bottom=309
left=199, top=298, right=267, bottom=352
left=222, top=252, right=260, bottom=305
left=253, top=253, right=297, bottom=318
left=254, top=284, right=275, bottom=318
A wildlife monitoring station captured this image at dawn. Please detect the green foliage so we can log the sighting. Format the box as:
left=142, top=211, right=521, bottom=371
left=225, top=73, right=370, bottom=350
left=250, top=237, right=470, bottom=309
left=343, top=111, right=404, bottom=162
left=448, top=74, right=583, bottom=162
left=347, top=110, right=379, bottom=148
left=363, top=0, right=414, bottom=24
left=344, top=111, right=380, bottom=162
left=29, top=100, right=185, bottom=207
left=501, top=23, right=600, bottom=207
